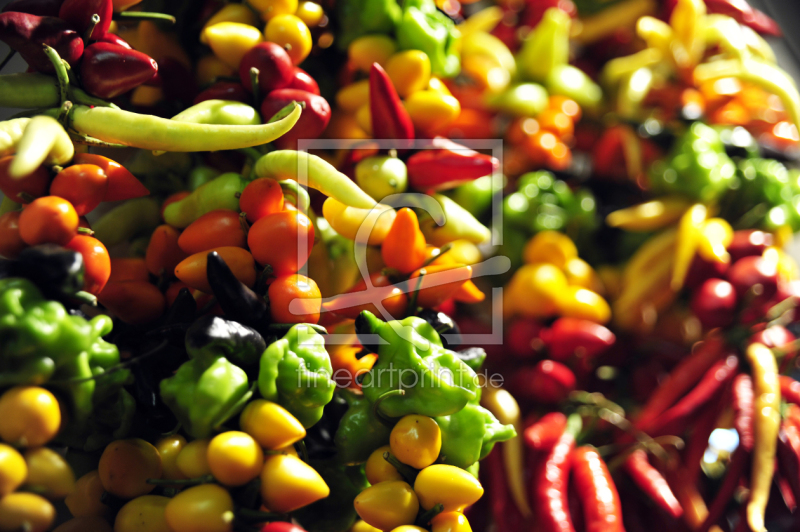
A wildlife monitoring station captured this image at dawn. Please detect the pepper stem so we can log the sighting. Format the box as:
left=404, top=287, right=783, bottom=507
left=147, top=474, right=215, bottom=486
left=278, top=179, right=310, bottom=213
left=84, top=14, right=100, bottom=42
left=112, top=11, right=176, bottom=23
left=416, top=503, right=444, bottom=526
left=0, top=49, right=16, bottom=72
left=406, top=273, right=424, bottom=315
left=383, top=452, right=418, bottom=485
left=372, top=388, right=405, bottom=428
left=250, top=67, right=260, bottom=109
left=42, top=45, right=69, bottom=105
left=77, top=227, right=95, bottom=236
left=68, top=132, right=128, bottom=149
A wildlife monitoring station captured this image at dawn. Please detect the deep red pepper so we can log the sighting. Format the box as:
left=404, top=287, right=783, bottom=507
left=193, top=81, right=251, bottom=105
left=72, top=153, right=149, bottom=202
left=777, top=421, right=800, bottom=510
left=369, top=62, right=414, bottom=144
left=80, top=42, right=158, bottom=99
left=0, top=12, right=83, bottom=73
left=684, top=385, right=732, bottom=486
left=508, top=360, right=576, bottom=404
left=623, top=449, right=683, bottom=519
left=239, top=42, right=294, bottom=93
left=633, top=333, right=728, bottom=431
left=733, top=373, right=755, bottom=452
left=697, top=448, right=749, bottom=532
left=58, top=0, right=112, bottom=40
left=1, top=0, right=64, bottom=17
left=540, top=317, right=616, bottom=368
left=530, top=413, right=580, bottom=532
left=260, top=88, right=331, bottom=150
left=572, top=446, right=624, bottom=532
left=406, top=137, right=499, bottom=192
left=780, top=375, right=800, bottom=406
left=485, top=446, right=528, bottom=532
left=642, top=355, right=739, bottom=437
left=96, top=32, right=132, bottom=50
left=777, top=471, right=797, bottom=512
left=287, top=67, right=320, bottom=95
left=524, top=412, right=567, bottom=451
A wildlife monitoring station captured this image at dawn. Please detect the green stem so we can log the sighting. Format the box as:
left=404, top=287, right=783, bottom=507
left=147, top=474, right=214, bottom=486
left=42, top=45, right=68, bottom=105
left=416, top=503, right=444, bottom=526
left=84, top=14, right=100, bottom=42
left=0, top=195, right=20, bottom=215
left=72, top=291, right=97, bottom=306
left=372, top=388, right=405, bottom=428
left=420, top=244, right=452, bottom=268
left=69, top=86, right=120, bottom=108
left=250, top=67, right=260, bottom=110
left=112, top=11, right=176, bottom=23
left=383, top=452, right=418, bottom=485
left=0, top=49, right=16, bottom=72
left=68, top=132, right=128, bottom=149
left=297, top=440, right=308, bottom=462
left=406, top=273, right=424, bottom=316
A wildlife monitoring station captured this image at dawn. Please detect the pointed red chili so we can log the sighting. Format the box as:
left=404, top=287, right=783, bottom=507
left=406, top=137, right=499, bottom=191
left=733, top=373, right=754, bottom=452
left=0, top=12, right=83, bottom=72
left=623, top=450, right=683, bottom=519
left=369, top=62, right=414, bottom=143
left=572, top=447, right=624, bottom=532
left=80, top=42, right=158, bottom=99
left=540, top=317, right=616, bottom=366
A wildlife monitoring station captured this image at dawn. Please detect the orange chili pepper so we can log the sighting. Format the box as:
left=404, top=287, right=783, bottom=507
left=439, top=108, right=495, bottom=139
left=145, top=225, right=189, bottom=277
left=381, top=208, right=426, bottom=275
left=178, top=210, right=247, bottom=255
left=452, top=279, right=485, bottom=303
left=109, top=258, right=149, bottom=283
left=408, top=263, right=472, bottom=309
left=72, top=153, right=149, bottom=202
left=323, top=272, right=409, bottom=320
left=174, top=247, right=256, bottom=293
left=329, top=342, right=377, bottom=390
left=97, top=281, right=166, bottom=324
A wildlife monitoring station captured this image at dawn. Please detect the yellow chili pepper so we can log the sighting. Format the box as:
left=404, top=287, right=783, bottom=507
left=386, top=51, right=432, bottom=98
left=336, top=80, right=371, bottom=113
left=504, top=263, right=567, bottom=318
left=669, top=0, right=705, bottom=70
left=745, top=342, right=780, bottom=532
left=350, top=520, right=382, bottom=532
left=322, top=198, right=396, bottom=245
left=606, top=197, right=692, bottom=232
left=574, top=0, right=657, bottom=45
left=414, top=464, right=484, bottom=512
left=349, top=35, right=397, bottom=72
left=456, top=6, right=503, bottom=38
left=557, top=287, right=611, bottom=324
left=521, top=230, right=578, bottom=269
left=564, top=257, right=604, bottom=294
left=260, top=454, right=330, bottom=513
left=8, top=116, right=74, bottom=179
left=671, top=203, right=707, bottom=291
left=419, top=194, right=491, bottom=246
left=355, top=104, right=373, bottom=135
left=138, top=21, right=192, bottom=70
left=354, top=481, right=419, bottom=531
left=239, top=399, right=306, bottom=450
left=697, top=217, right=733, bottom=264
left=365, top=446, right=403, bottom=484
left=201, top=4, right=260, bottom=43
left=390, top=415, right=442, bottom=470
left=202, top=22, right=264, bottom=69
left=430, top=512, right=473, bottom=532
left=404, top=90, right=461, bottom=134
left=622, top=228, right=677, bottom=288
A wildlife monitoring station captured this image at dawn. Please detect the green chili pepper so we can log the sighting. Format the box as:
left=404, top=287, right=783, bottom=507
left=450, top=175, right=499, bottom=219
left=396, top=0, right=461, bottom=78
left=546, top=64, right=603, bottom=111
left=336, top=0, right=401, bottom=49
left=419, top=193, right=491, bottom=246
left=171, top=100, right=261, bottom=126
left=294, top=458, right=370, bottom=532
left=648, top=122, right=736, bottom=202
left=517, top=7, right=570, bottom=83
left=359, top=311, right=479, bottom=418
left=258, top=324, right=335, bottom=428
left=188, top=165, right=222, bottom=191
left=160, top=355, right=252, bottom=439
left=485, top=83, right=549, bottom=117
left=0, top=72, right=117, bottom=109
left=334, top=389, right=392, bottom=464
left=52, top=101, right=301, bottom=152
left=435, top=403, right=516, bottom=469
left=92, top=197, right=161, bottom=246
left=163, top=172, right=246, bottom=228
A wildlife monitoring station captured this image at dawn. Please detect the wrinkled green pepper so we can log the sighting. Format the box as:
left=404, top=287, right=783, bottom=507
left=160, top=356, right=252, bottom=439
left=649, top=122, right=736, bottom=202
left=258, top=324, right=335, bottom=428
left=336, top=0, right=401, bottom=48
left=294, top=458, right=370, bottom=532
left=334, top=389, right=392, bottom=464
left=419, top=193, right=491, bottom=245
left=396, top=0, right=461, bottom=78
left=359, top=311, right=478, bottom=418
left=163, top=172, right=247, bottom=228
left=435, top=403, right=516, bottom=469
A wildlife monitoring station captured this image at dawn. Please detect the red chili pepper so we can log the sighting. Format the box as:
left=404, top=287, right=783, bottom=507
left=485, top=447, right=528, bottom=532
left=508, top=360, right=576, bottom=404
left=684, top=385, right=732, bottom=486
left=530, top=413, right=581, bottom=532
left=633, top=333, right=728, bottom=431
left=80, top=42, right=159, bottom=99
left=623, top=449, right=683, bottom=519
left=506, top=317, right=545, bottom=360
left=572, top=446, right=624, bottom=532
left=96, top=32, right=132, bottom=50
left=777, top=471, right=797, bottom=513
left=697, top=448, right=749, bottom=532
left=194, top=81, right=252, bottom=105
left=58, top=0, right=112, bottom=40
left=406, top=137, right=499, bottom=192
left=777, top=421, right=800, bottom=510
left=733, top=374, right=755, bottom=452
left=369, top=62, right=414, bottom=144
left=72, top=153, right=149, bottom=202
left=287, top=67, right=320, bottom=95
left=642, top=355, right=739, bottom=437
left=540, top=317, right=616, bottom=367
left=780, top=375, right=800, bottom=406
left=261, top=89, right=331, bottom=150
left=2, top=0, right=64, bottom=17
left=524, top=412, right=567, bottom=451
left=0, top=12, right=83, bottom=73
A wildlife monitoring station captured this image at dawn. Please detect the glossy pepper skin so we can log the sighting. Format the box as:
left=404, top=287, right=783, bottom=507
left=435, top=403, right=515, bottom=469
left=163, top=172, right=245, bottom=228
left=0, top=12, right=84, bottom=73
left=80, top=43, right=158, bottom=99
left=294, top=458, right=370, bottom=532
left=11, top=244, right=84, bottom=301
left=160, top=355, right=252, bottom=439
left=358, top=311, right=479, bottom=418
left=185, top=315, right=266, bottom=369
left=58, top=0, right=112, bottom=40
left=369, top=63, right=414, bottom=143
left=206, top=251, right=268, bottom=327
left=258, top=324, right=335, bottom=428
left=334, top=389, right=392, bottom=464
left=572, top=447, right=624, bottom=532
left=407, top=138, right=499, bottom=192
left=733, top=374, right=755, bottom=452
left=623, top=450, right=683, bottom=519
left=335, top=0, right=401, bottom=49
left=396, top=0, right=460, bottom=78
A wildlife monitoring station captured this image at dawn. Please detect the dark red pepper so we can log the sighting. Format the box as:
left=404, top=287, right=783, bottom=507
left=642, top=355, right=738, bottom=438
left=260, top=88, right=331, bottom=150
left=733, top=373, right=754, bottom=452
left=572, top=446, right=624, bottom=532
left=697, top=448, right=749, bottom=532
left=58, top=0, right=112, bottom=40
left=728, top=230, right=773, bottom=263
left=508, top=360, right=576, bottom=404
left=777, top=421, right=800, bottom=511
left=623, top=449, right=683, bottom=519
left=0, top=12, right=83, bottom=73
left=506, top=317, right=544, bottom=359
left=485, top=447, right=528, bottom=532
left=96, top=31, right=132, bottom=49
left=540, top=317, right=616, bottom=367
left=524, top=412, right=567, bottom=451
left=194, top=81, right=251, bottom=105
left=2, top=0, right=64, bottom=17
left=80, top=42, right=158, bottom=99
left=287, top=67, right=320, bottom=95
left=406, top=137, right=500, bottom=192
left=369, top=62, right=414, bottom=145
left=530, top=413, right=580, bottom=532
left=780, top=375, right=800, bottom=406
left=684, top=385, right=732, bottom=485
left=239, top=42, right=294, bottom=94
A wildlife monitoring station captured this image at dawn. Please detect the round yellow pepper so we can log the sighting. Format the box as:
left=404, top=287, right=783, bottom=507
left=413, top=464, right=484, bottom=511
left=202, top=22, right=263, bottom=69
left=556, top=286, right=611, bottom=324
left=365, top=445, right=403, bottom=484
left=296, top=1, right=324, bottom=26
left=522, top=230, right=577, bottom=269
left=349, top=35, right=397, bottom=72
left=201, top=4, right=259, bottom=43
left=386, top=50, right=431, bottom=98
left=354, top=481, right=419, bottom=531
left=431, top=512, right=473, bottom=532
left=265, top=14, right=312, bottom=65
left=404, top=91, right=460, bottom=134
left=390, top=415, right=441, bottom=470
left=251, top=0, right=299, bottom=21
